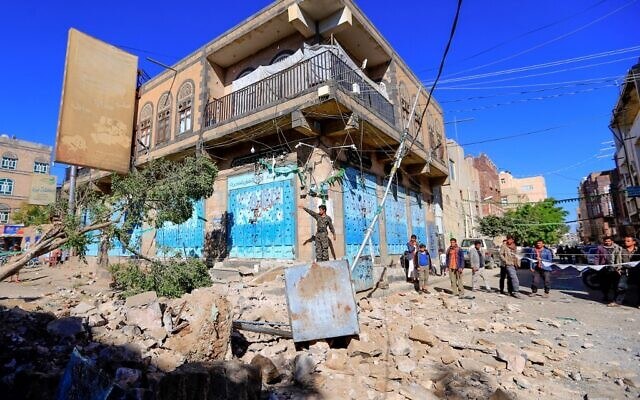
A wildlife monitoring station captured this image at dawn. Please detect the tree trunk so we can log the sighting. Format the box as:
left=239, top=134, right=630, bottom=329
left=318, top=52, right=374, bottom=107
left=98, top=233, right=109, bottom=268
left=0, top=221, right=113, bottom=281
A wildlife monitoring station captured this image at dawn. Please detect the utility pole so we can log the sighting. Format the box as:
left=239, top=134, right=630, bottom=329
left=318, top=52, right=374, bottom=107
left=350, top=89, right=421, bottom=272
left=68, top=165, right=77, bottom=215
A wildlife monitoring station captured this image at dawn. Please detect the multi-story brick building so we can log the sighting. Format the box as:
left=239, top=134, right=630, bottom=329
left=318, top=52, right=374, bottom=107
left=442, top=140, right=481, bottom=240
left=74, top=0, right=449, bottom=264
left=577, top=170, right=619, bottom=243
left=499, top=171, right=547, bottom=210
left=0, top=135, right=52, bottom=224
left=472, top=153, right=503, bottom=218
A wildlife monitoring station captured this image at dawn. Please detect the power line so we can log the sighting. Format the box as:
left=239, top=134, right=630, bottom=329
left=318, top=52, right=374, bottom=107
left=434, top=0, right=611, bottom=70
left=437, top=0, right=638, bottom=80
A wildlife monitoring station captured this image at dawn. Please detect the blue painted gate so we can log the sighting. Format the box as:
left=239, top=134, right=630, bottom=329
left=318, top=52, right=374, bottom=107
left=83, top=211, right=142, bottom=257
left=384, top=181, right=408, bottom=255
left=227, top=170, right=296, bottom=259
left=427, top=223, right=439, bottom=260
left=342, top=168, right=380, bottom=261
left=409, top=191, right=427, bottom=246
left=156, top=199, right=205, bottom=258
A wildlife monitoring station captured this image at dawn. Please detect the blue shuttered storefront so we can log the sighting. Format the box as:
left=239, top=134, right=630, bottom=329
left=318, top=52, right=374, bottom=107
left=227, top=170, right=296, bottom=259
left=156, top=199, right=205, bottom=258
left=342, top=168, right=380, bottom=261
left=409, top=191, right=427, bottom=246
left=384, top=182, right=408, bottom=255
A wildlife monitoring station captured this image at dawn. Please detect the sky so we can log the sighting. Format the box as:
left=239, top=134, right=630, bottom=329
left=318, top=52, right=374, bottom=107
left=1, top=0, right=639, bottom=228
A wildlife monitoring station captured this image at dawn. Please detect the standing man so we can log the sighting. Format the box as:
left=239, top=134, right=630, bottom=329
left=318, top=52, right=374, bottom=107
left=499, top=235, right=521, bottom=298
left=438, top=249, right=447, bottom=277
left=610, top=235, right=640, bottom=307
left=530, top=239, right=554, bottom=297
left=596, top=236, right=622, bottom=304
left=445, top=238, right=466, bottom=297
left=300, top=204, right=336, bottom=262
left=470, top=240, right=491, bottom=292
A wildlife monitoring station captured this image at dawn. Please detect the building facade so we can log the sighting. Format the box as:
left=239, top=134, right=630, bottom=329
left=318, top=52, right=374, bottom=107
left=577, top=170, right=619, bottom=243
left=442, top=140, right=482, bottom=240
left=75, top=0, right=449, bottom=264
left=499, top=171, right=547, bottom=209
left=610, top=60, right=640, bottom=237
left=472, top=153, right=503, bottom=218
left=0, top=135, right=52, bottom=224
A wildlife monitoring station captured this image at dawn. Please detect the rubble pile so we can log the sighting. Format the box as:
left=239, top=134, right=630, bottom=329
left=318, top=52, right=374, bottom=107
left=1, top=263, right=639, bottom=399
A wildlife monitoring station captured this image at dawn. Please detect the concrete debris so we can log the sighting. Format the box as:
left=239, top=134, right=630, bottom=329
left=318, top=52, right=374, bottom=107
left=496, top=343, right=527, bottom=374
left=250, top=354, right=281, bottom=384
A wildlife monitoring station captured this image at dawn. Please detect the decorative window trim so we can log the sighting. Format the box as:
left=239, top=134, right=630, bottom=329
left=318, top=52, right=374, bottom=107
left=0, top=204, right=8, bottom=223
left=176, top=81, right=195, bottom=136
left=0, top=178, right=14, bottom=195
left=235, top=67, right=255, bottom=80
left=156, top=92, right=172, bottom=145
left=1, top=153, right=17, bottom=170
left=33, top=161, right=49, bottom=174
left=270, top=50, right=294, bottom=65
left=138, top=102, right=153, bottom=152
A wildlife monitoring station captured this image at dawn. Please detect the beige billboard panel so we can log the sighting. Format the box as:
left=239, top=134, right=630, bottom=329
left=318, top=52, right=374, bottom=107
left=29, top=174, right=58, bottom=205
left=55, top=28, right=138, bottom=173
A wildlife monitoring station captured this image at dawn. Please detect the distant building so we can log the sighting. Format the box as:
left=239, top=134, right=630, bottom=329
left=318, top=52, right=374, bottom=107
left=610, top=60, right=640, bottom=237
left=499, top=171, right=547, bottom=209
left=442, top=140, right=482, bottom=239
left=0, top=135, right=52, bottom=224
left=472, top=153, right=503, bottom=217
left=577, top=170, right=619, bottom=243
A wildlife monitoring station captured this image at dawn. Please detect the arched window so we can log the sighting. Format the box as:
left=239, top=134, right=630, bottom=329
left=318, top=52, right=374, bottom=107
left=270, top=50, right=294, bottom=65
left=176, top=81, right=194, bottom=135
left=33, top=156, right=49, bottom=174
left=0, top=179, right=13, bottom=195
left=235, top=67, right=255, bottom=80
left=1, top=152, right=17, bottom=170
left=156, top=92, right=172, bottom=144
left=0, top=204, right=9, bottom=223
left=137, top=102, right=153, bottom=152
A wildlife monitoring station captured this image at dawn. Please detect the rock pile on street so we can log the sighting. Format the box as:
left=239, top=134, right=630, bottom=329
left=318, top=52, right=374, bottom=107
left=1, top=262, right=639, bottom=399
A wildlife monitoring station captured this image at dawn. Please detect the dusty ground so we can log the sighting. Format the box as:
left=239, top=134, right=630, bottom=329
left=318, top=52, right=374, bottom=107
left=1, top=260, right=639, bottom=399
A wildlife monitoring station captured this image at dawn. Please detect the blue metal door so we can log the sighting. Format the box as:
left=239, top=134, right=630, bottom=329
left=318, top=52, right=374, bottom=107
left=342, top=168, right=380, bottom=261
left=227, top=172, right=296, bottom=259
left=83, top=211, right=142, bottom=257
left=409, top=191, right=428, bottom=246
left=156, top=199, right=205, bottom=258
left=384, top=181, right=408, bottom=255
left=427, top=223, right=439, bottom=260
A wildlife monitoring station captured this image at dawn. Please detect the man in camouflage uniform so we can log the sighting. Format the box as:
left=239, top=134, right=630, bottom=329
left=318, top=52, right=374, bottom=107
left=300, top=204, right=336, bottom=262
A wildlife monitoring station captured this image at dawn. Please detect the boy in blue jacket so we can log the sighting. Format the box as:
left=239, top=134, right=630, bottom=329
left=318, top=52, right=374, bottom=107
left=415, top=244, right=432, bottom=293
left=530, top=239, right=554, bottom=297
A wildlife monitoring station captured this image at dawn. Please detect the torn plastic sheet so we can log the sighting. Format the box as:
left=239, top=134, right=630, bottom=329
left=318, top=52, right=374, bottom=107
left=57, top=348, right=113, bottom=400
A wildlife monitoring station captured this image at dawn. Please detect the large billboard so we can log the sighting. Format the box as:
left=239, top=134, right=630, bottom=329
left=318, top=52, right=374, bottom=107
left=28, top=174, right=57, bottom=205
left=55, top=28, right=138, bottom=173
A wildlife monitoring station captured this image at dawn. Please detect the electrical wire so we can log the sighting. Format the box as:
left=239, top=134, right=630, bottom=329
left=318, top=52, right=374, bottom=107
left=437, top=0, right=639, bottom=79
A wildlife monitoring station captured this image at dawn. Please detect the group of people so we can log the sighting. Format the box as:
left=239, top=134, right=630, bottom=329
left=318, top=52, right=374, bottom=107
left=594, top=235, right=640, bottom=307
left=403, top=234, right=639, bottom=303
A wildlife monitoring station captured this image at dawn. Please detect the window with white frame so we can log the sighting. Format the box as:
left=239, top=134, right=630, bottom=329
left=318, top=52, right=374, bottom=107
left=34, top=161, right=49, bottom=174
left=138, top=103, right=153, bottom=152
left=0, top=179, right=14, bottom=195
left=449, top=159, right=456, bottom=181
left=1, top=153, right=17, bottom=170
left=0, top=204, right=9, bottom=223
left=177, top=81, right=193, bottom=135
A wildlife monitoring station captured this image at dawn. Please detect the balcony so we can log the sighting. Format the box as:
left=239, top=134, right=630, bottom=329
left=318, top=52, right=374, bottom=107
left=203, top=50, right=395, bottom=130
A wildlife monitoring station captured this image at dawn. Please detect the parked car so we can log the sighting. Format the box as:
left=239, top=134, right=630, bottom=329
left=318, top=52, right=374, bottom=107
left=586, top=247, right=599, bottom=265
left=460, top=238, right=499, bottom=269
left=519, top=247, right=533, bottom=269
